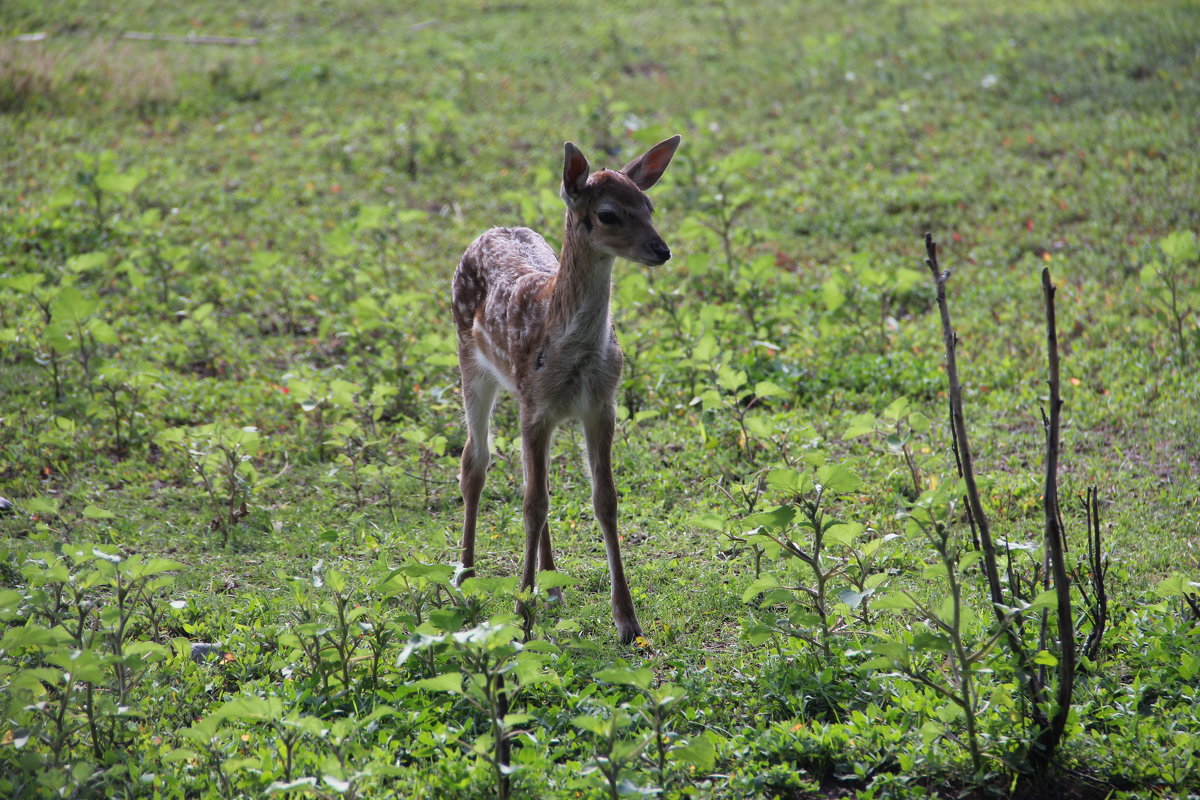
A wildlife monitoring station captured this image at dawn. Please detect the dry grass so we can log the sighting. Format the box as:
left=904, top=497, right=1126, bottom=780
left=1, top=36, right=186, bottom=113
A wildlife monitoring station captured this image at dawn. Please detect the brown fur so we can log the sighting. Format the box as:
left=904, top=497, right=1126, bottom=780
left=451, top=135, right=681, bottom=643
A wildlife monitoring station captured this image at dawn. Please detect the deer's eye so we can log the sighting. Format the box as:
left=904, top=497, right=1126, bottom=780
left=596, top=210, right=621, bottom=226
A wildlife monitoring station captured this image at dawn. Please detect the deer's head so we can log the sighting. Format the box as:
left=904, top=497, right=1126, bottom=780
left=560, top=135, right=681, bottom=267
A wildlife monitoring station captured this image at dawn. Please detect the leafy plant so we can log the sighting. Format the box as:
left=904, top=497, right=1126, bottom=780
left=1138, top=230, right=1198, bottom=364
left=401, top=618, right=560, bottom=800
left=593, top=665, right=715, bottom=791
left=865, top=483, right=1015, bottom=775
left=0, top=546, right=180, bottom=793
left=843, top=396, right=932, bottom=498
left=156, top=423, right=263, bottom=542
left=737, top=461, right=885, bottom=661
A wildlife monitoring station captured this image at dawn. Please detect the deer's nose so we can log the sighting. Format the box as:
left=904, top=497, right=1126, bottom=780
left=649, top=241, right=671, bottom=264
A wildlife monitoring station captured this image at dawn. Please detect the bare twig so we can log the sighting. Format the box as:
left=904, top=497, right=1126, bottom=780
left=923, top=233, right=1003, bottom=614
left=1082, top=486, right=1109, bottom=660
left=121, top=32, right=259, bottom=46
left=922, top=233, right=1051, bottom=754
left=1184, top=592, right=1200, bottom=622
left=1039, top=267, right=1075, bottom=765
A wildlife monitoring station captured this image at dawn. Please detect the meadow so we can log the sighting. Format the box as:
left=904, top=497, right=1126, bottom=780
left=1, top=0, right=1199, bottom=797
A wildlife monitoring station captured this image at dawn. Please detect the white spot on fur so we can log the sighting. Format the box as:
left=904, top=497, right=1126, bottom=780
left=473, top=349, right=517, bottom=394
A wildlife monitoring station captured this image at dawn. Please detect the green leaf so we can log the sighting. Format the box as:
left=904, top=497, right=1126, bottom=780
left=875, top=592, right=918, bottom=611
left=386, top=562, right=456, bottom=585
left=742, top=505, right=795, bottom=532
left=692, top=513, right=727, bottom=531
left=156, top=427, right=186, bottom=447
left=744, top=414, right=772, bottom=438
left=882, top=397, right=910, bottom=421
left=911, top=631, right=951, bottom=653
left=412, top=672, right=464, bottom=694
left=922, top=563, right=948, bottom=579
left=1160, top=230, right=1198, bottom=262
left=95, top=168, right=147, bottom=195
left=825, top=522, right=863, bottom=547
left=892, top=267, right=924, bottom=293
left=859, top=655, right=899, bottom=671
left=717, top=149, right=763, bottom=174
left=1, top=623, right=65, bottom=652
left=594, top=666, right=653, bottom=690
left=503, top=712, right=534, bottom=727
left=50, top=286, right=98, bottom=324
left=89, top=319, right=118, bottom=345
left=354, top=203, right=389, bottom=230
left=1180, top=652, right=1200, bottom=681
left=1032, top=649, right=1058, bottom=667
left=0, top=273, right=45, bottom=292
left=66, top=251, right=109, bottom=273
left=428, top=609, right=465, bottom=632
left=717, top=365, right=747, bottom=393
left=821, top=278, right=845, bottom=311
left=0, top=589, right=22, bottom=619
left=958, top=550, right=984, bottom=571
left=669, top=734, right=716, bottom=770
left=82, top=505, right=116, bottom=520
left=572, top=714, right=610, bottom=736
left=743, top=622, right=776, bottom=646
left=765, top=468, right=811, bottom=495
left=868, top=640, right=910, bottom=664
left=324, top=226, right=355, bottom=257
left=843, top=413, right=876, bottom=439
left=753, top=380, right=788, bottom=398
left=816, top=463, right=863, bottom=494
left=536, top=570, right=576, bottom=590
left=25, top=497, right=60, bottom=515
left=838, top=587, right=874, bottom=609
left=47, top=647, right=108, bottom=683
left=1154, top=574, right=1186, bottom=598
left=741, top=573, right=781, bottom=603
left=1029, top=589, right=1060, bottom=612
left=215, top=695, right=284, bottom=722
left=163, top=747, right=201, bottom=764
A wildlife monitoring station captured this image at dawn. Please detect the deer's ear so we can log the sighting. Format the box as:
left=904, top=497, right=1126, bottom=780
left=620, top=134, right=681, bottom=191
left=562, top=142, right=591, bottom=204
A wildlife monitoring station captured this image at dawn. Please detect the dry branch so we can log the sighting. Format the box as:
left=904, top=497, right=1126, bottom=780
left=1081, top=486, right=1109, bottom=660
left=121, top=32, right=259, bottom=46
left=922, top=233, right=1055, bottom=766
left=922, top=233, right=1004, bottom=614
left=1040, top=267, right=1075, bottom=764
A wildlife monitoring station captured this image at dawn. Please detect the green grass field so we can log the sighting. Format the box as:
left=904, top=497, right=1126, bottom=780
left=2, top=1, right=1199, bottom=797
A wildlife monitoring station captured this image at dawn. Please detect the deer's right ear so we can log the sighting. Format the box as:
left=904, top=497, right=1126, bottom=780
left=562, top=142, right=590, bottom=205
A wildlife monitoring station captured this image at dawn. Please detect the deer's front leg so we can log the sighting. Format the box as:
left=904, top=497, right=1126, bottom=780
left=584, top=406, right=643, bottom=644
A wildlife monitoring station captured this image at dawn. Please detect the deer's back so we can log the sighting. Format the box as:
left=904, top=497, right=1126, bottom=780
left=453, top=227, right=558, bottom=334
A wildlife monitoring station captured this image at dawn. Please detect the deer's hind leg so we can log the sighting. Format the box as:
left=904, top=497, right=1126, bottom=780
left=458, top=360, right=499, bottom=583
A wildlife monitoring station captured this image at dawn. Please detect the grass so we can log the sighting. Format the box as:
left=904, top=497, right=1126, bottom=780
left=2, top=0, right=1199, bottom=797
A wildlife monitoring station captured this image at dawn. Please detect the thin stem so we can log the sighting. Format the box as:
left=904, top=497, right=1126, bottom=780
left=1038, top=267, right=1075, bottom=767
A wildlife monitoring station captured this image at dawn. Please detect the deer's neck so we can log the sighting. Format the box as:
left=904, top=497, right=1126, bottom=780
left=547, top=214, right=615, bottom=347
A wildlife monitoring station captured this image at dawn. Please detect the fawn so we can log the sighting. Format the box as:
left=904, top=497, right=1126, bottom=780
left=451, top=135, right=681, bottom=643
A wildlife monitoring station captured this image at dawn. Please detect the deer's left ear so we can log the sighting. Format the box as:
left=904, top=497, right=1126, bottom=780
left=562, top=142, right=591, bottom=205
left=620, top=134, right=682, bottom=191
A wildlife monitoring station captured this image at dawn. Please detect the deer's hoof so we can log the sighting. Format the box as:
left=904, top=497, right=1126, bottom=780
left=616, top=619, right=644, bottom=646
